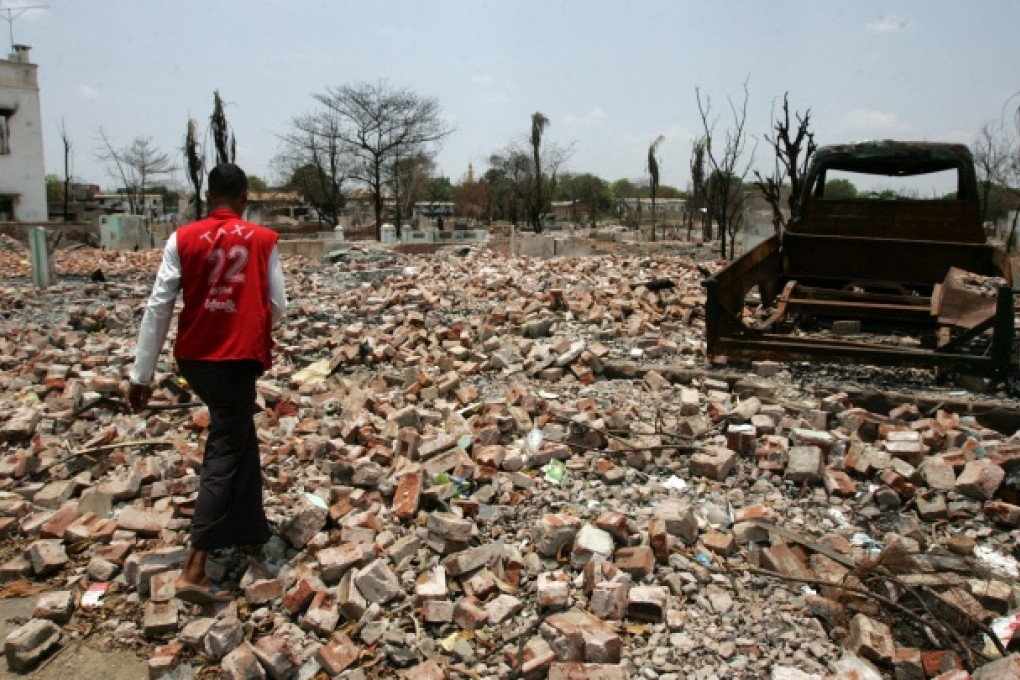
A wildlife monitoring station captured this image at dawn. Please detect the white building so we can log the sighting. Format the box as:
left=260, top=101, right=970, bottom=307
left=0, top=45, right=46, bottom=222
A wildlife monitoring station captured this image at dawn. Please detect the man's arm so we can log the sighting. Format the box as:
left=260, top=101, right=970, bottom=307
left=129, top=233, right=182, bottom=386
left=268, top=245, right=287, bottom=324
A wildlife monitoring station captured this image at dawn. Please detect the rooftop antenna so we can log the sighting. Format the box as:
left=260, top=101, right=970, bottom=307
left=0, top=4, right=47, bottom=52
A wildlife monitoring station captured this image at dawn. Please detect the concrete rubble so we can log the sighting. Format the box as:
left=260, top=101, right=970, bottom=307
left=1, top=241, right=1020, bottom=678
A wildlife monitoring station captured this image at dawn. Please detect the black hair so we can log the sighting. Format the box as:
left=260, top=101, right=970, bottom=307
left=208, top=163, right=248, bottom=199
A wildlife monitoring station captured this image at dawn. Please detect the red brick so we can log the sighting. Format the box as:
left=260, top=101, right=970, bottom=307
left=594, top=512, right=630, bottom=544
left=316, top=631, right=359, bottom=676
left=973, top=653, right=1020, bottom=680
left=282, top=578, right=317, bottom=615
left=453, top=596, right=488, bottom=630
left=955, top=460, right=1005, bottom=500
left=398, top=660, right=447, bottom=680
left=647, top=518, right=672, bottom=564
left=391, top=470, right=423, bottom=520
left=847, top=613, right=894, bottom=665
left=823, top=469, right=857, bottom=496
left=702, top=530, right=736, bottom=557
left=244, top=578, right=282, bottom=606
left=540, top=610, right=621, bottom=663
left=689, top=447, right=736, bottom=481
left=922, top=650, right=964, bottom=677
left=761, top=543, right=815, bottom=581
left=985, top=501, right=1020, bottom=527
left=39, top=505, right=81, bottom=540
left=613, top=546, right=654, bottom=579
left=548, top=663, right=627, bottom=680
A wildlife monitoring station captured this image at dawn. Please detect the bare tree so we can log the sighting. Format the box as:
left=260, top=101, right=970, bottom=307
left=59, top=118, right=71, bottom=220
left=695, top=80, right=756, bottom=259
left=753, top=93, right=817, bottom=233
left=276, top=109, right=349, bottom=227
left=973, top=120, right=1019, bottom=224
left=314, top=80, right=453, bottom=239
left=975, top=96, right=1020, bottom=250
left=689, top=137, right=706, bottom=241
left=211, top=90, right=236, bottom=166
left=490, top=130, right=572, bottom=232
left=529, top=112, right=550, bottom=232
left=387, top=152, right=432, bottom=231
left=124, top=137, right=176, bottom=218
left=96, top=127, right=137, bottom=213
left=96, top=129, right=176, bottom=216
left=647, top=135, right=664, bottom=241
left=184, top=118, right=204, bottom=218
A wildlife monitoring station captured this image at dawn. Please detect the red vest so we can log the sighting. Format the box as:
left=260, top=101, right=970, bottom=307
left=173, top=208, right=279, bottom=370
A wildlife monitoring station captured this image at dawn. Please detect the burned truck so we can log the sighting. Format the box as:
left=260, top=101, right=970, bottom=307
left=704, top=140, right=1016, bottom=379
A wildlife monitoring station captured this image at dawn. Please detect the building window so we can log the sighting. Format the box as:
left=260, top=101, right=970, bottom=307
left=0, top=196, right=14, bottom=220
left=0, top=110, right=11, bottom=155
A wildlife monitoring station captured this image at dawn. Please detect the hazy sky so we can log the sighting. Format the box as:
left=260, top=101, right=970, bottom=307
left=13, top=0, right=1020, bottom=192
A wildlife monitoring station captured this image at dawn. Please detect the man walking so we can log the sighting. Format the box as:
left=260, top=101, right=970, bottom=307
left=127, top=163, right=287, bottom=604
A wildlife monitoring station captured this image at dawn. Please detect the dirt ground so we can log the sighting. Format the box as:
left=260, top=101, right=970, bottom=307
left=0, top=598, right=146, bottom=679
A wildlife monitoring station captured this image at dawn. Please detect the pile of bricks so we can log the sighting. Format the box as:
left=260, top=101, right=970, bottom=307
left=0, top=243, right=1018, bottom=679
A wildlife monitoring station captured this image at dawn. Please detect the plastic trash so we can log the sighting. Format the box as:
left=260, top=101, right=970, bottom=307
left=984, top=610, right=1020, bottom=657
left=81, top=582, right=109, bottom=608
left=850, top=533, right=882, bottom=552
left=303, top=491, right=328, bottom=510
left=698, top=501, right=732, bottom=530
left=974, top=545, right=1020, bottom=579
left=543, top=459, right=566, bottom=485
left=827, top=507, right=850, bottom=527
left=527, top=426, right=544, bottom=455
left=663, top=475, right=688, bottom=492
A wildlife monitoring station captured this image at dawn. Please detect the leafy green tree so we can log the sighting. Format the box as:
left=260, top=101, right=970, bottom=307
left=487, top=149, right=532, bottom=225
left=247, top=175, right=269, bottom=192
left=556, top=172, right=612, bottom=226
left=286, top=163, right=345, bottom=224
left=610, top=178, right=641, bottom=200
left=427, top=176, right=455, bottom=202
left=824, top=178, right=858, bottom=199
left=45, top=174, right=63, bottom=201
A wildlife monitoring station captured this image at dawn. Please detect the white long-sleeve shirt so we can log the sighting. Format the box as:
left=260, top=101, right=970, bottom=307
left=129, top=232, right=287, bottom=385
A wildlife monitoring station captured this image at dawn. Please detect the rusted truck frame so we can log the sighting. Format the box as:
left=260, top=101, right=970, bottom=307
left=705, top=141, right=1015, bottom=379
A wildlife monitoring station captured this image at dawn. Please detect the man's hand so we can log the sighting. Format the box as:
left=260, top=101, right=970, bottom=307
left=126, top=381, right=152, bottom=413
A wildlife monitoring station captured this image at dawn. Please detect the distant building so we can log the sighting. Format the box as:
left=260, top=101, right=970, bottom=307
left=244, top=190, right=307, bottom=225
left=615, top=197, right=687, bottom=218
left=413, top=201, right=454, bottom=219
left=550, top=200, right=590, bottom=223
left=94, top=192, right=164, bottom=216
left=0, top=45, right=46, bottom=222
